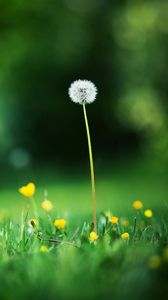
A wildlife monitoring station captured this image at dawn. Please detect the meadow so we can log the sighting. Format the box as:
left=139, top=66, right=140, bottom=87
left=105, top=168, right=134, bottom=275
left=0, top=1, right=168, bottom=299
left=0, top=160, right=168, bottom=300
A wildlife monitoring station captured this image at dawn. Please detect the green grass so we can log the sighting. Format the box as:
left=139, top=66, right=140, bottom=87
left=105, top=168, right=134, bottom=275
left=0, top=161, right=168, bottom=299
left=0, top=206, right=168, bottom=300
left=0, top=159, right=167, bottom=218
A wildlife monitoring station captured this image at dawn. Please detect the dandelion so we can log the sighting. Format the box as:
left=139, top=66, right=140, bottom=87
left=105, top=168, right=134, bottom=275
left=133, top=200, right=143, bottom=210
left=27, top=227, right=34, bottom=235
left=148, top=255, right=161, bottom=269
left=54, top=219, right=67, bottom=230
left=68, top=80, right=98, bottom=232
left=68, top=80, right=97, bottom=105
left=27, top=219, right=38, bottom=235
left=41, top=200, right=53, bottom=212
left=111, top=216, right=119, bottom=225
left=40, top=245, right=49, bottom=253
left=121, top=232, right=129, bottom=240
left=144, top=209, right=153, bottom=218
left=19, top=182, right=35, bottom=198
left=89, top=231, right=99, bottom=242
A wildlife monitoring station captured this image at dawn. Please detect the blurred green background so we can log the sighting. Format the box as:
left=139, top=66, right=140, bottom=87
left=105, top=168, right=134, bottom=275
left=0, top=0, right=168, bottom=216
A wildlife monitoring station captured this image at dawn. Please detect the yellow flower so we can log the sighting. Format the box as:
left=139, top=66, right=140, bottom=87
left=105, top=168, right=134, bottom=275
left=40, top=245, right=49, bottom=253
left=54, top=219, right=67, bottom=229
left=122, top=220, right=129, bottom=227
left=148, top=255, right=161, bottom=269
left=121, top=232, right=129, bottom=240
left=41, top=200, right=53, bottom=212
left=111, top=216, right=119, bottom=224
left=28, top=219, right=38, bottom=227
left=163, top=247, right=168, bottom=262
left=144, top=209, right=153, bottom=218
left=133, top=200, right=143, bottom=210
left=89, top=231, right=99, bottom=242
left=19, top=182, right=35, bottom=198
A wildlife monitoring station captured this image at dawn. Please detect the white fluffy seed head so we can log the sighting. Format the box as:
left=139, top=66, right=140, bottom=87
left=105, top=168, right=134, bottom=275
left=68, top=80, right=97, bottom=105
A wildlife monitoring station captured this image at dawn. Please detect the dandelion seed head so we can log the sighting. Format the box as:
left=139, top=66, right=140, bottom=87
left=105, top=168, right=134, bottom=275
left=68, top=80, right=97, bottom=104
left=27, top=227, right=34, bottom=235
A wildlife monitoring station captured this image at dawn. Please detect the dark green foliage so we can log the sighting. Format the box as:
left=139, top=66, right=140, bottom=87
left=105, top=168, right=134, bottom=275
left=0, top=1, right=168, bottom=164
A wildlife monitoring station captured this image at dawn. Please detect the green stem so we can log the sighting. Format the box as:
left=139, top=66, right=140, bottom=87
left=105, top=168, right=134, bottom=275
left=31, top=197, right=38, bottom=219
left=20, top=209, right=24, bottom=243
left=133, top=217, right=137, bottom=240
left=83, top=103, right=97, bottom=233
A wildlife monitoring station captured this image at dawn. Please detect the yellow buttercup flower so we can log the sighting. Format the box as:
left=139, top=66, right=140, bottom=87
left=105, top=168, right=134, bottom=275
left=54, top=219, right=67, bottom=229
left=41, top=200, right=53, bottom=212
left=133, top=200, right=143, bottom=210
left=144, top=209, right=153, bottom=218
left=19, top=182, right=35, bottom=198
left=111, top=216, right=119, bottom=224
left=148, top=255, right=161, bottom=269
left=163, top=247, right=168, bottom=262
left=40, top=245, right=49, bottom=253
left=122, top=220, right=129, bottom=227
left=89, top=231, right=99, bottom=242
left=121, top=232, right=129, bottom=240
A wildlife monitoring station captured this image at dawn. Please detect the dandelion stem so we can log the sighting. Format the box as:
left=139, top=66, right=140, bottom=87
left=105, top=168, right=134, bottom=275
left=83, top=103, right=97, bottom=232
